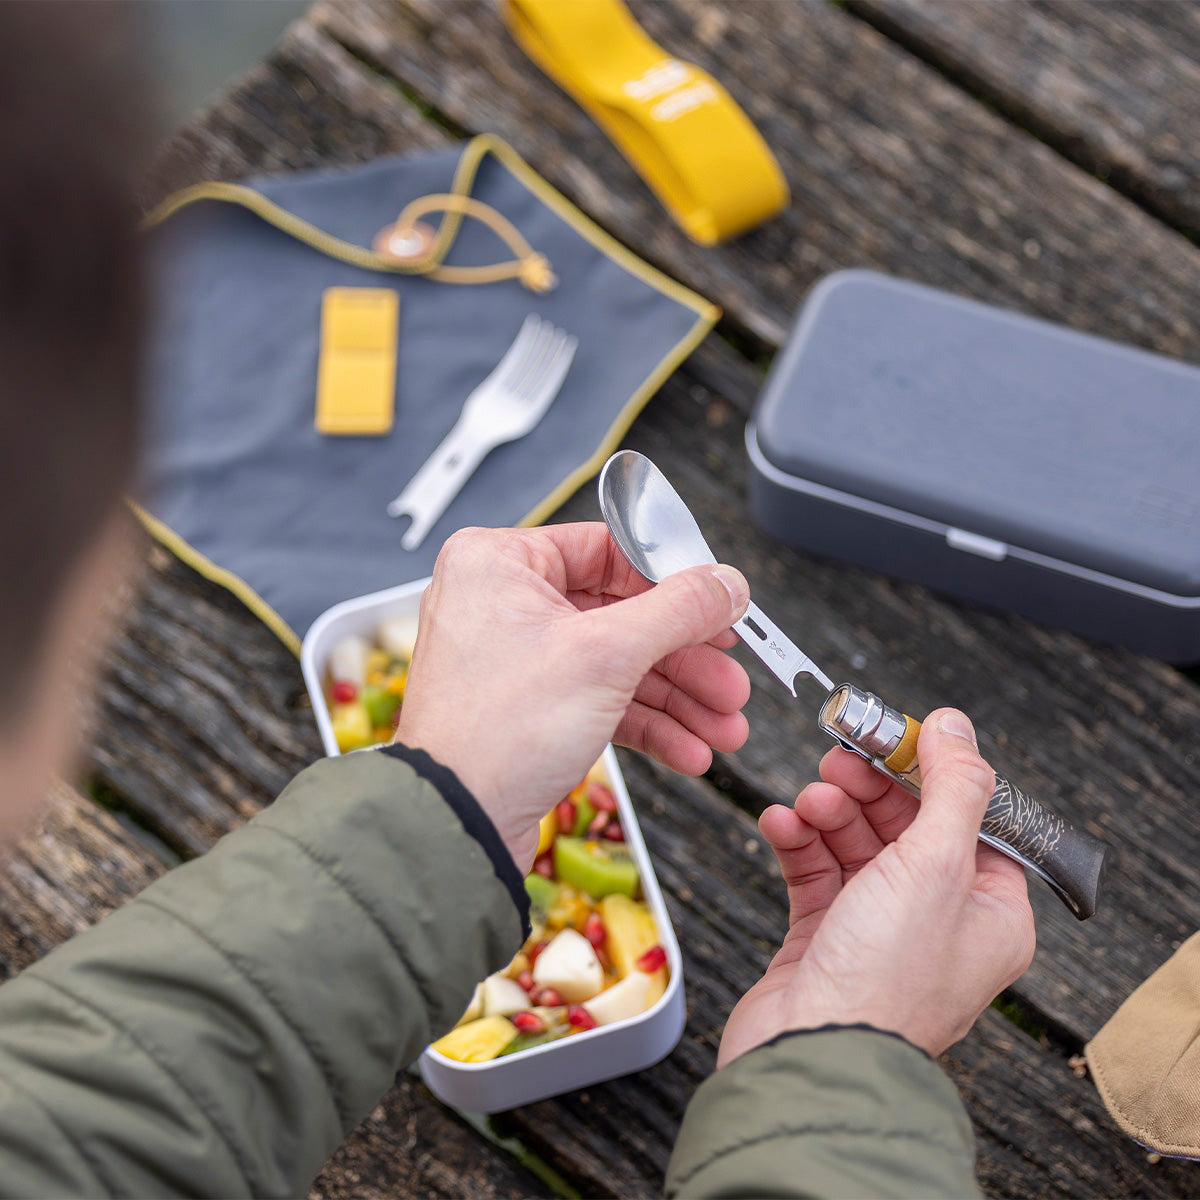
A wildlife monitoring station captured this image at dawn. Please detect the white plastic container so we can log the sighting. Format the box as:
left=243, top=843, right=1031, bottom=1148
left=301, top=579, right=687, bottom=1112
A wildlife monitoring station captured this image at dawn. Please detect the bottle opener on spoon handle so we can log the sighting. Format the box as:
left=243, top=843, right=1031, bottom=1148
left=734, top=602, right=834, bottom=693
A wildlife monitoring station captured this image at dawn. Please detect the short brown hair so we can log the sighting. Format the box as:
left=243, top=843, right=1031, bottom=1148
left=0, top=3, right=147, bottom=712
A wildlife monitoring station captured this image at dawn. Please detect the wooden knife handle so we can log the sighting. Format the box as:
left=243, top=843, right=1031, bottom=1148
left=818, top=687, right=1107, bottom=920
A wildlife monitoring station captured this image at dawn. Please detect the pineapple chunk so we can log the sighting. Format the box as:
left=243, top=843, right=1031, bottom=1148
left=600, top=894, right=667, bottom=1005
left=330, top=702, right=372, bottom=753
left=536, top=810, right=556, bottom=858
left=431, top=1015, right=517, bottom=1063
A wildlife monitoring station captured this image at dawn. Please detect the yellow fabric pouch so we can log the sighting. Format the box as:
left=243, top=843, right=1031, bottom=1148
left=504, top=0, right=788, bottom=245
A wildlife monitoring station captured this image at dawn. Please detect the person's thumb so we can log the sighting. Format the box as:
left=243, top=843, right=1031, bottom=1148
left=905, top=708, right=996, bottom=867
left=589, top=563, right=749, bottom=679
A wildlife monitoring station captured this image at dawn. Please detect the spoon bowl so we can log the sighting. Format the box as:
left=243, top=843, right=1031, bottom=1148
left=598, top=450, right=716, bottom=583
left=598, top=449, right=834, bottom=695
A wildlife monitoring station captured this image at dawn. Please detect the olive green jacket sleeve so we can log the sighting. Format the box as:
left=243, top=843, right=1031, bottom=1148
left=0, top=745, right=528, bottom=1199
left=665, top=1027, right=981, bottom=1199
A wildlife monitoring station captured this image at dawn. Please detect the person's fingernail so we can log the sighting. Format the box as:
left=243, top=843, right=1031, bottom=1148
left=938, top=711, right=978, bottom=746
left=712, top=564, right=749, bottom=619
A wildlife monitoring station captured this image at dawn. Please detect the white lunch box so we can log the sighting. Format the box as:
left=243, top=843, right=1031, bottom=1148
left=301, top=578, right=686, bottom=1112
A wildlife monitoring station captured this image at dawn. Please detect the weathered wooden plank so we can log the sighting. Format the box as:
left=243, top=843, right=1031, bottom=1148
left=310, top=1084, right=551, bottom=1200
left=314, top=0, right=1200, bottom=365
left=0, top=784, right=164, bottom=980
left=89, top=544, right=319, bottom=856
left=849, top=0, right=1200, bottom=239
left=943, top=1010, right=1192, bottom=1200
left=0, top=783, right=547, bottom=1199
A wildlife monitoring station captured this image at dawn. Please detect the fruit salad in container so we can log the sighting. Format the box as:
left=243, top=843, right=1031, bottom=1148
left=318, top=604, right=670, bottom=1064
left=322, top=615, right=418, bottom=752
left=431, top=762, right=670, bottom=1064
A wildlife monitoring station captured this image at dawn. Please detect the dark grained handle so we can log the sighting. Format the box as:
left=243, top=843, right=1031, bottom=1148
left=902, top=755, right=1106, bottom=919
left=818, top=685, right=1107, bottom=920
left=978, top=774, right=1106, bottom=920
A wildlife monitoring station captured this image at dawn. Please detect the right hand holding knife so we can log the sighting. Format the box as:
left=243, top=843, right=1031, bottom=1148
left=718, top=707, right=1040, bottom=1065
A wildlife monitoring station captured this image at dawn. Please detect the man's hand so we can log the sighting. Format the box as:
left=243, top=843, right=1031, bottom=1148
left=719, top=710, right=1036, bottom=1064
left=396, top=523, right=751, bottom=870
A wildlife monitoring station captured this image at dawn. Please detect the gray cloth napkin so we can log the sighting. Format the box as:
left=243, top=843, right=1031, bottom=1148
left=141, top=136, right=716, bottom=643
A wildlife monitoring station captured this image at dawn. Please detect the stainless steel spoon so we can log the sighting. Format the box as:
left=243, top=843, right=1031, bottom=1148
left=598, top=448, right=833, bottom=693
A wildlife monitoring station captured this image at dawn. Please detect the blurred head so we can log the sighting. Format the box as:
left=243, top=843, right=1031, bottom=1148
left=0, top=3, right=147, bottom=825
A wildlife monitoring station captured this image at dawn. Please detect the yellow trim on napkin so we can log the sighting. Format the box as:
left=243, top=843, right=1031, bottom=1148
left=129, top=502, right=303, bottom=656
left=504, top=0, right=788, bottom=245
left=138, top=135, right=719, bottom=653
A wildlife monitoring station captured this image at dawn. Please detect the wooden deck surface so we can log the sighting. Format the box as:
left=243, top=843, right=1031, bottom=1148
left=5, top=2, right=1200, bottom=1195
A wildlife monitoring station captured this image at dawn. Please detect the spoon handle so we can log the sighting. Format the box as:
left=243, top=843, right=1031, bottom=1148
left=733, top=602, right=834, bottom=694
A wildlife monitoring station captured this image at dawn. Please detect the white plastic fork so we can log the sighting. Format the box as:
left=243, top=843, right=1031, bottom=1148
left=386, top=313, right=578, bottom=549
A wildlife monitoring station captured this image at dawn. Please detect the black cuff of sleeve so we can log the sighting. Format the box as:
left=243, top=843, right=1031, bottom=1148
left=379, top=744, right=531, bottom=939
left=753, top=1022, right=933, bottom=1062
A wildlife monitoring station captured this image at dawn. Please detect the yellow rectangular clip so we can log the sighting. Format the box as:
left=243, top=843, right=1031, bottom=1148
left=316, top=287, right=399, bottom=436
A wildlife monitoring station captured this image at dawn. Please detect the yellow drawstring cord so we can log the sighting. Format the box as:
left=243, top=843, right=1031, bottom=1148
left=381, top=192, right=557, bottom=292
left=145, top=181, right=557, bottom=294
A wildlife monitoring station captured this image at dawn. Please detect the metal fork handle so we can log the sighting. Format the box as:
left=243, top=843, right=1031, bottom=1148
left=386, top=420, right=491, bottom=550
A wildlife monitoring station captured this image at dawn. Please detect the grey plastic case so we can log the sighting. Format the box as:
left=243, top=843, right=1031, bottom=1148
left=746, top=270, right=1200, bottom=660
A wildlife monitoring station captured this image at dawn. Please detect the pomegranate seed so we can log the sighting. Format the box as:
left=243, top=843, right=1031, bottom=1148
left=512, top=1011, right=545, bottom=1035
left=602, top=821, right=625, bottom=842
left=567, top=1004, right=597, bottom=1031
left=517, top=970, right=535, bottom=993
left=583, top=912, right=606, bottom=949
left=331, top=681, right=357, bottom=703
left=534, top=987, right=563, bottom=1007
left=533, top=853, right=553, bottom=878
left=588, top=782, right=617, bottom=813
left=587, top=811, right=610, bottom=837
left=595, top=945, right=611, bottom=972
left=636, top=945, right=667, bottom=973
left=555, top=798, right=576, bottom=834
left=528, top=940, right=548, bottom=966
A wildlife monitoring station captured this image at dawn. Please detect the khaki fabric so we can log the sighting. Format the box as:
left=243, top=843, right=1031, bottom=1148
left=1087, top=930, right=1200, bottom=1157
left=666, top=1027, right=980, bottom=1199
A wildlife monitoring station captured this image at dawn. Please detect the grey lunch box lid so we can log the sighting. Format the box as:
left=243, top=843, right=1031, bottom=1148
left=746, top=270, right=1200, bottom=660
